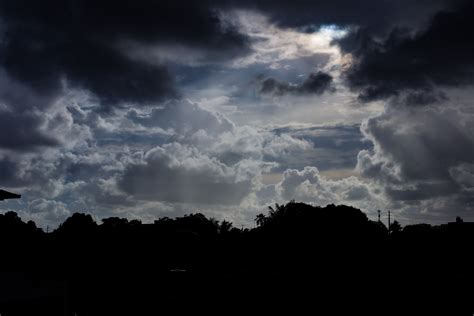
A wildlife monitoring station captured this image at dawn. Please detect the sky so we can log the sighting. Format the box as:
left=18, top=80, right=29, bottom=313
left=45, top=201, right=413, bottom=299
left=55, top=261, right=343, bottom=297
left=1, top=0, right=474, bottom=228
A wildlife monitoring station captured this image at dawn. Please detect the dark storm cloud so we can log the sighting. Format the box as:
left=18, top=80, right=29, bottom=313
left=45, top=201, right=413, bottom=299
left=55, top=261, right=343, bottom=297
left=0, top=0, right=251, bottom=108
left=257, top=72, right=333, bottom=96
left=0, top=157, right=24, bottom=187
left=236, top=0, right=451, bottom=33
left=404, top=90, right=448, bottom=107
left=0, top=109, right=58, bottom=151
left=0, top=0, right=460, bottom=109
left=342, top=2, right=474, bottom=103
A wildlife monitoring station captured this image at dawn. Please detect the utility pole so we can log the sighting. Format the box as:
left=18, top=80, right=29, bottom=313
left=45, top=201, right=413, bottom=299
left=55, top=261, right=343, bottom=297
left=377, top=210, right=381, bottom=223
left=388, top=211, right=391, bottom=232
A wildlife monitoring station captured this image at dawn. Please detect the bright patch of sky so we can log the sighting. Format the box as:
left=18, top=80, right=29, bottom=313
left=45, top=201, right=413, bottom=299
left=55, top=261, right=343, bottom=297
left=227, top=11, right=348, bottom=69
left=177, top=10, right=383, bottom=127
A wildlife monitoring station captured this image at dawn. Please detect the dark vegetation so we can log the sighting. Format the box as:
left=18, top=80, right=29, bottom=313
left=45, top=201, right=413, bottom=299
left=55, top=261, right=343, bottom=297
left=0, top=201, right=473, bottom=315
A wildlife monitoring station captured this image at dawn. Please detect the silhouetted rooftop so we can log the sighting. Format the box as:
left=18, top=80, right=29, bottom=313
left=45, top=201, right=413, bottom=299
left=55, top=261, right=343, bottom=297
left=0, top=189, right=21, bottom=201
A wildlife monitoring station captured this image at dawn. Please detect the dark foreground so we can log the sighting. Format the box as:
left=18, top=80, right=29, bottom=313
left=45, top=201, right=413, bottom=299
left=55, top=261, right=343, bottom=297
left=0, top=202, right=473, bottom=315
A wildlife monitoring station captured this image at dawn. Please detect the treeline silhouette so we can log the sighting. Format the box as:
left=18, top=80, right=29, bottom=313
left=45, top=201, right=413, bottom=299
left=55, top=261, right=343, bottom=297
left=0, top=201, right=473, bottom=315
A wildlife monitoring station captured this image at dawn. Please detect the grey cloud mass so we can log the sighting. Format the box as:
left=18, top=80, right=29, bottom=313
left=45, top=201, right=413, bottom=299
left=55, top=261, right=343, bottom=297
left=342, top=1, right=474, bottom=103
left=257, top=72, right=334, bottom=96
left=357, top=100, right=474, bottom=221
left=0, top=109, right=59, bottom=151
left=118, top=143, right=253, bottom=205
left=1, top=0, right=474, bottom=227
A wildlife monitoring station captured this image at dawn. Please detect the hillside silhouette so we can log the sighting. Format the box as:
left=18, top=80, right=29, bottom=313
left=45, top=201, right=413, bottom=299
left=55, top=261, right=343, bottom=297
left=0, top=201, right=473, bottom=315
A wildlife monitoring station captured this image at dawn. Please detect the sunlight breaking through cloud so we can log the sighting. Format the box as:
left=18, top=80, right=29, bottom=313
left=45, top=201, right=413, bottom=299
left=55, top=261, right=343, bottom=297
left=227, top=10, right=348, bottom=72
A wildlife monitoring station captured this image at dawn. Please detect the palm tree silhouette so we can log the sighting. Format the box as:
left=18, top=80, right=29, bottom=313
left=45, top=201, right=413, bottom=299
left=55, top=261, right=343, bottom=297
left=255, top=213, right=267, bottom=227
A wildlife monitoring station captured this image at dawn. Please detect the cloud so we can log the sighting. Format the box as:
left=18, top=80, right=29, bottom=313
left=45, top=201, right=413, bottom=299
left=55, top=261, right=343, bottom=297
left=0, top=157, right=26, bottom=187
left=118, top=100, right=314, bottom=206
left=28, top=198, right=71, bottom=223
left=356, top=99, right=474, bottom=221
left=358, top=105, right=474, bottom=185
left=342, top=2, right=474, bottom=103
left=239, top=0, right=451, bottom=35
left=0, top=0, right=459, bottom=110
left=450, top=163, right=474, bottom=191
left=257, top=72, right=334, bottom=96
left=227, top=10, right=347, bottom=68
left=117, top=142, right=254, bottom=205
left=252, top=165, right=385, bottom=219
left=0, top=108, right=59, bottom=151
left=0, top=94, right=318, bottom=227
left=127, top=99, right=234, bottom=136
left=279, top=167, right=380, bottom=205
left=0, top=93, right=94, bottom=153
left=0, top=0, right=252, bottom=110
left=2, top=0, right=473, bottom=228
left=271, top=124, right=372, bottom=171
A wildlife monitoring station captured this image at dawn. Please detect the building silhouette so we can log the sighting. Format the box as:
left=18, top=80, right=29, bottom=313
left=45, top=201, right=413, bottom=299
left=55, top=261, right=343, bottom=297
left=0, top=189, right=21, bottom=201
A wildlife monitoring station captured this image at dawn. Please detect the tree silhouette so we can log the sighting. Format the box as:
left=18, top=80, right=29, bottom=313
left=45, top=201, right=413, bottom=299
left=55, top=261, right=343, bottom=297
left=55, top=212, right=97, bottom=236
left=255, top=213, right=267, bottom=227
left=219, top=220, right=233, bottom=234
left=0, top=202, right=472, bottom=315
left=389, top=220, right=402, bottom=234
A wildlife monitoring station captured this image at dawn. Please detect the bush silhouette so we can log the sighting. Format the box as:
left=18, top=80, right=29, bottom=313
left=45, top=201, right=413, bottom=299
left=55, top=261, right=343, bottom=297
left=0, top=202, right=472, bottom=315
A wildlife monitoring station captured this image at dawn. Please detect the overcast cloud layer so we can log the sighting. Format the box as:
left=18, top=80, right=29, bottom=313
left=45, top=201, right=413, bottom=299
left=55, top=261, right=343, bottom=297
left=0, top=0, right=473, bottom=227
